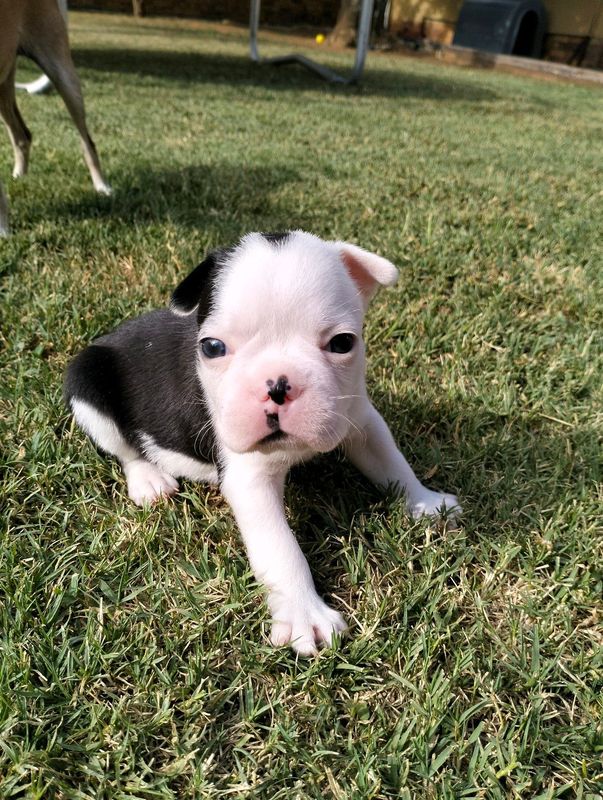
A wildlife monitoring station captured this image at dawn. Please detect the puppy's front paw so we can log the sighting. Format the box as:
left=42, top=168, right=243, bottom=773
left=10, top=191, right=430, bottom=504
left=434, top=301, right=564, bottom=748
left=124, top=459, right=179, bottom=506
left=269, top=592, right=347, bottom=656
left=407, top=489, right=462, bottom=520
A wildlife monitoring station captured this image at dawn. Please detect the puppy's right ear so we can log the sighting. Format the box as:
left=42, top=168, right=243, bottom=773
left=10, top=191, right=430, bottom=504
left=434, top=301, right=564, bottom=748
left=170, top=249, right=228, bottom=319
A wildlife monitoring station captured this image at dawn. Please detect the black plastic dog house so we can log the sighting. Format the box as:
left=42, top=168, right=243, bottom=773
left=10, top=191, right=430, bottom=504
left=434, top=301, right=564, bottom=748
left=453, top=0, right=547, bottom=58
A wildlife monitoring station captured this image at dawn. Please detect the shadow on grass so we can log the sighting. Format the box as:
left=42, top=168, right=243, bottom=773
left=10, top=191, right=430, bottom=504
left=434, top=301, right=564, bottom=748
left=32, top=160, right=300, bottom=235
left=71, top=46, right=502, bottom=102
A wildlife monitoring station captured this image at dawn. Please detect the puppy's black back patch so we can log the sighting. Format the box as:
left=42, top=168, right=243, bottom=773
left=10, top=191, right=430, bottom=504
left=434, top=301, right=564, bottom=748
left=64, top=310, right=217, bottom=463
left=64, top=343, right=126, bottom=422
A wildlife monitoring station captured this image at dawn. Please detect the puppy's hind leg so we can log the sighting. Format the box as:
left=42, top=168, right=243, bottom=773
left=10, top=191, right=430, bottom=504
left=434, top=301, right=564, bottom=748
left=25, top=13, right=111, bottom=196
left=0, top=67, right=32, bottom=179
left=70, top=399, right=179, bottom=506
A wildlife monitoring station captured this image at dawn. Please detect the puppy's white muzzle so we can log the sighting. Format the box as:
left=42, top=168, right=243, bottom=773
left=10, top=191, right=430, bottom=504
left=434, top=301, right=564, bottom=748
left=212, top=354, right=349, bottom=455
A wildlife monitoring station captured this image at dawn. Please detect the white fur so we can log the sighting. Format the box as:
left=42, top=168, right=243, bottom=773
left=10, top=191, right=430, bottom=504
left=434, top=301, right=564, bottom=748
left=198, top=232, right=366, bottom=455
left=220, top=447, right=347, bottom=655
left=71, top=399, right=138, bottom=463
left=139, top=433, right=219, bottom=484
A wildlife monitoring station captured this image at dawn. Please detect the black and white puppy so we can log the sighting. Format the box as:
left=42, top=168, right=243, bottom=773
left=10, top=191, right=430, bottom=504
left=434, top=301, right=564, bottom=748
left=64, top=231, right=460, bottom=655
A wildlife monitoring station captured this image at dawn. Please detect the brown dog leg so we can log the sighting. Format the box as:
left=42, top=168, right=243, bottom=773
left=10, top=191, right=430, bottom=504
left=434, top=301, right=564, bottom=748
left=22, top=2, right=111, bottom=195
left=0, top=65, right=32, bottom=179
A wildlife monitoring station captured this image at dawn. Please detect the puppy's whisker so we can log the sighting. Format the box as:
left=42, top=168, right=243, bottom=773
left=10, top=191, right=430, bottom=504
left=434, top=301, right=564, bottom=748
left=329, top=410, right=366, bottom=442
left=193, top=418, right=217, bottom=458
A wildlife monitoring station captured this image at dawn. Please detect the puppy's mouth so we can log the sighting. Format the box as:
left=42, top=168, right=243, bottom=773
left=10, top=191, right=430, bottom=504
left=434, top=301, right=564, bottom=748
left=260, top=429, right=289, bottom=444
left=257, top=412, right=291, bottom=447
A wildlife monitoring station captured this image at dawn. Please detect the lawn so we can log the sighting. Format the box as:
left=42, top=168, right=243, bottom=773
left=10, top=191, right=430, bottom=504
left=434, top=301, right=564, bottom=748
left=1, top=12, right=602, bottom=798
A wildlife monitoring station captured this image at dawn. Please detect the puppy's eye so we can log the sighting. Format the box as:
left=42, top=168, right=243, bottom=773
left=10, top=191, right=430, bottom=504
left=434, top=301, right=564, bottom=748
left=200, top=338, right=226, bottom=358
left=327, top=333, right=356, bottom=354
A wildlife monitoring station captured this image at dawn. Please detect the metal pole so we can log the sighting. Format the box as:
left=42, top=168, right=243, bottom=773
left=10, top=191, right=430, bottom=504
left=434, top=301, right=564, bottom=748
left=249, top=0, right=375, bottom=84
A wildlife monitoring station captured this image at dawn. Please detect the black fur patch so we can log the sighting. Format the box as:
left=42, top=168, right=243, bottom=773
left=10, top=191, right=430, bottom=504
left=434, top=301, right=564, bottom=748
left=261, top=231, right=291, bottom=247
left=64, top=310, right=217, bottom=463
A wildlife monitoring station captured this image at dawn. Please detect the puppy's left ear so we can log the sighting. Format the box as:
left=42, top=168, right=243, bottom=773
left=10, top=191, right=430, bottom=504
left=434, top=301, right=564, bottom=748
left=170, top=248, right=229, bottom=319
left=336, top=242, right=398, bottom=307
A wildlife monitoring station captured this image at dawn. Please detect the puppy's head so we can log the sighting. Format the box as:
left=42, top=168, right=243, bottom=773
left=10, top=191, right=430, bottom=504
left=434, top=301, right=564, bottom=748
left=171, top=231, right=397, bottom=456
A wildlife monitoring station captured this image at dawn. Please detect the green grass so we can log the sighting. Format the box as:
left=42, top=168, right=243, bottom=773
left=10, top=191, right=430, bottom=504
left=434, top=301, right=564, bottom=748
left=1, top=12, right=602, bottom=798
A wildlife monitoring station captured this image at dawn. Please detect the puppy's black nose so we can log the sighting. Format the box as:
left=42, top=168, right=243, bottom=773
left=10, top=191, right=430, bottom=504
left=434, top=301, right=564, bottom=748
left=266, top=375, right=290, bottom=406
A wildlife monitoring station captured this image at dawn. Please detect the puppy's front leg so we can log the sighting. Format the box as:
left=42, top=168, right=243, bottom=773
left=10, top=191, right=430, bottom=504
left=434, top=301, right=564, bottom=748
left=345, top=401, right=461, bottom=519
left=221, top=452, right=346, bottom=655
